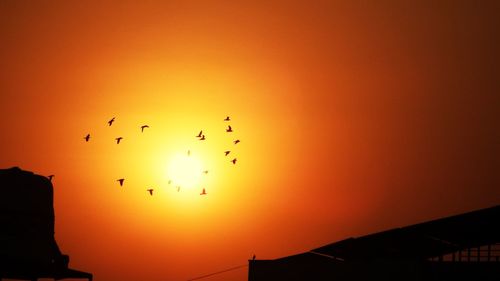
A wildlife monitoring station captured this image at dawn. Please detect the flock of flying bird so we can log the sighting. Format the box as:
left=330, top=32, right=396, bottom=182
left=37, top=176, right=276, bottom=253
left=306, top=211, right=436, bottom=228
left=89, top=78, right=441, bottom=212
left=66, top=116, right=241, bottom=197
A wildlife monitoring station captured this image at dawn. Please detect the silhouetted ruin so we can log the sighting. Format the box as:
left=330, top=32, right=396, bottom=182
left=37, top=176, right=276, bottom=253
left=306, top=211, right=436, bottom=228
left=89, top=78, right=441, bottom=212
left=0, top=167, right=92, bottom=281
left=249, top=205, right=500, bottom=281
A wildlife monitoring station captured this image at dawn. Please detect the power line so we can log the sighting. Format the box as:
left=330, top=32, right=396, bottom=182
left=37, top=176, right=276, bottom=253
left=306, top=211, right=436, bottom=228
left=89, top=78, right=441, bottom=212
left=309, top=251, right=345, bottom=261
left=186, top=264, right=248, bottom=281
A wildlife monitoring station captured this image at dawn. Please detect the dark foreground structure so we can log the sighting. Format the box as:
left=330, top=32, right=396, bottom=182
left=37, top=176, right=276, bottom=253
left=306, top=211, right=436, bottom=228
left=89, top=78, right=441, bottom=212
left=249, top=205, right=499, bottom=281
left=0, top=167, right=92, bottom=281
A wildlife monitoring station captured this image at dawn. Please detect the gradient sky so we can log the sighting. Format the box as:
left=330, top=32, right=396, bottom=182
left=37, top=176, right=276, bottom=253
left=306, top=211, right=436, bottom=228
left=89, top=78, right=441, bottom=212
left=1, top=1, right=499, bottom=281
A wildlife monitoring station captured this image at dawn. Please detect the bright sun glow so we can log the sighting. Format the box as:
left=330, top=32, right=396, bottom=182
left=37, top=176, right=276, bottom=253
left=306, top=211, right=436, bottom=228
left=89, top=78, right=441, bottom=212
left=167, top=153, right=203, bottom=189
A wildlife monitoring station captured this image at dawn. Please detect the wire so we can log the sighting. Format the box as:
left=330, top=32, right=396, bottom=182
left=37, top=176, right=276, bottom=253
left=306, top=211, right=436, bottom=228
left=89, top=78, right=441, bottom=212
left=309, top=251, right=345, bottom=261
left=186, top=264, right=248, bottom=281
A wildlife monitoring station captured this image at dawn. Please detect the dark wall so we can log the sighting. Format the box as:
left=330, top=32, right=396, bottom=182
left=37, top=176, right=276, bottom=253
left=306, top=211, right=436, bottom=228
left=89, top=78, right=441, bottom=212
left=249, top=257, right=425, bottom=281
left=0, top=167, right=57, bottom=268
left=249, top=258, right=500, bottom=281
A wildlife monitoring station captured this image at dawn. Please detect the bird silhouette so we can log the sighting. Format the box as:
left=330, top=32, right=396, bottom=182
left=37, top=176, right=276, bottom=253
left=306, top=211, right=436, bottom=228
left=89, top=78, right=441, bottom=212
left=188, top=150, right=191, bottom=156
left=224, top=150, right=231, bottom=156
left=224, top=116, right=230, bottom=121
left=200, top=188, right=207, bottom=195
left=168, top=180, right=172, bottom=185
left=200, top=135, right=206, bottom=140
left=84, top=134, right=90, bottom=142
left=252, top=254, right=256, bottom=260
left=115, top=137, right=123, bottom=144
left=108, top=117, right=115, bottom=126
left=234, top=139, right=240, bottom=144
left=231, top=158, right=237, bottom=164
left=47, top=175, right=54, bottom=181
left=147, top=189, right=154, bottom=196
left=176, top=186, right=181, bottom=192
left=117, top=178, right=124, bottom=186
left=226, top=125, right=233, bottom=132
left=203, top=170, right=208, bottom=174
left=196, top=130, right=203, bottom=138
left=140, top=125, right=149, bottom=132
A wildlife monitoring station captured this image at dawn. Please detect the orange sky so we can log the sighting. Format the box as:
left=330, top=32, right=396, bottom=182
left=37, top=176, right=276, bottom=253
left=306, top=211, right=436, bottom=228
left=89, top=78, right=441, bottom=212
left=0, top=1, right=499, bottom=281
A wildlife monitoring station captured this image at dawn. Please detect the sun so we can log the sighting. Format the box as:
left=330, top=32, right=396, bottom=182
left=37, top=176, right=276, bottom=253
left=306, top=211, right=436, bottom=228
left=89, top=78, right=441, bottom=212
left=167, top=152, right=203, bottom=189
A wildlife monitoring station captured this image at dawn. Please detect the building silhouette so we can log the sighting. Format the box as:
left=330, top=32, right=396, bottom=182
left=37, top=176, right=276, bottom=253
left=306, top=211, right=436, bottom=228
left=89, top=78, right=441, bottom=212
left=249, top=205, right=499, bottom=281
left=0, top=167, right=92, bottom=281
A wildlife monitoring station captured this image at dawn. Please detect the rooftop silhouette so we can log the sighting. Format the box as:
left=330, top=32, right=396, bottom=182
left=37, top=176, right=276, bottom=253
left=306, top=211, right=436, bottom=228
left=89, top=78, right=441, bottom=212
left=0, top=167, right=92, bottom=281
left=249, top=205, right=500, bottom=281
